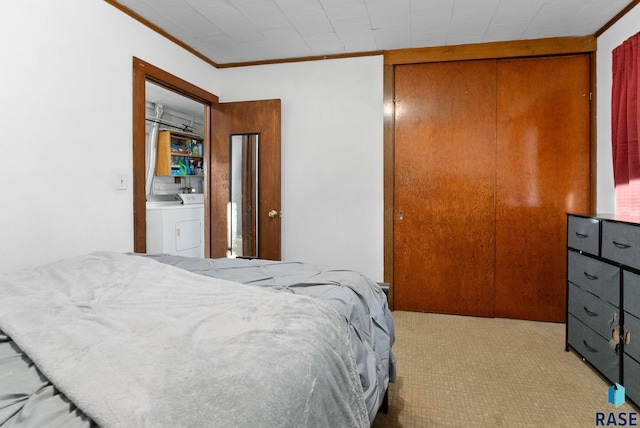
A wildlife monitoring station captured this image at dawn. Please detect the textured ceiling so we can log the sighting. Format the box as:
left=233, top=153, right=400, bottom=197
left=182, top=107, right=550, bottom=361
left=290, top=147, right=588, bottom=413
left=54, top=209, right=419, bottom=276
left=112, top=0, right=631, bottom=65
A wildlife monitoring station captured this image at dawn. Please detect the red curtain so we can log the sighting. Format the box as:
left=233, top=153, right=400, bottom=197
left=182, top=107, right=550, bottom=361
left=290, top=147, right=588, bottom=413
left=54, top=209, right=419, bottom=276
left=612, top=32, right=640, bottom=215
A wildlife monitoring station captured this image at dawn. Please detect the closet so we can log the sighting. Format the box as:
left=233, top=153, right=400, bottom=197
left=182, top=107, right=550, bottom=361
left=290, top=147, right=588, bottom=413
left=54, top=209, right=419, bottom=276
left=393, top=54, right=591, bottom=322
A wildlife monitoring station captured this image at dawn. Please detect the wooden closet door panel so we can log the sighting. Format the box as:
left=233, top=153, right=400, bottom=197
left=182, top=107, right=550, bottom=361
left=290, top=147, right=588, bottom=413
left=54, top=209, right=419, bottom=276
left=495, top=55, right=591, bottom=322
left=394, top=60, right=497, bottom=316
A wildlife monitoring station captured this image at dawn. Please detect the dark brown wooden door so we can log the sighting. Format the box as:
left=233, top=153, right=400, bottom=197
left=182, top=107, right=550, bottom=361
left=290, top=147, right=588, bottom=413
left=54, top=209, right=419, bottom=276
left=393, top=55, right=591, bottom=321
left=211, top=100, right=281, bottom=260
left=393, top=60, right=498, bottom=316
left=494, top=56, right=591, bottom=322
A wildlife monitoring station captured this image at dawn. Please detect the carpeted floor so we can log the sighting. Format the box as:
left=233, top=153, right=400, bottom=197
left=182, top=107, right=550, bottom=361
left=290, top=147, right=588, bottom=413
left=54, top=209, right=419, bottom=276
left=371, top=310, right=638, bottom=427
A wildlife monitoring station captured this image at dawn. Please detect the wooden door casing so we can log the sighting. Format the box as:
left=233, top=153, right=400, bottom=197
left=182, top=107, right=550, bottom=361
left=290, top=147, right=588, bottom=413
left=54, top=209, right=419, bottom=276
left=393, top=60, right=498, bottom=316
left=211, top=100, right=282, bottom=260
left=494, top=55, right=591, bottom=322
left=132, top=58, right=218, bottom=256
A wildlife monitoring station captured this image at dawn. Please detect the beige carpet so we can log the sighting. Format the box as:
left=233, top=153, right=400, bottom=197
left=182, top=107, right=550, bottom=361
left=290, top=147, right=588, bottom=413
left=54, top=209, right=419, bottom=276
left=372, top=311, right=638, bottom=427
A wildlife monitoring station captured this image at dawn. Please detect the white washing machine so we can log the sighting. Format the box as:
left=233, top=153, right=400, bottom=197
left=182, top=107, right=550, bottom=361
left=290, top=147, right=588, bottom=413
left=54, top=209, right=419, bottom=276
left=146, top=195, right=205, bottom=258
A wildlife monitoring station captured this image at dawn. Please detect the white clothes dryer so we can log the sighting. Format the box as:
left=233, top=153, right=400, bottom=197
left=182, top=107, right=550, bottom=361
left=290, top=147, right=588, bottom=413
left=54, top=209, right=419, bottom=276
left=146, top=196, right=204, bottom=258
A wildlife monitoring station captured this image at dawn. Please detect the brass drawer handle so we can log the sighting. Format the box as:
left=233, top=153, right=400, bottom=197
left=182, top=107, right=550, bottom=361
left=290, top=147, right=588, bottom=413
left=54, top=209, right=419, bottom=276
left=583, top=272, right=598, bottom=281
left=583, top=306, right=598, bottom=317
left=613, top=241, right=631, bottom=249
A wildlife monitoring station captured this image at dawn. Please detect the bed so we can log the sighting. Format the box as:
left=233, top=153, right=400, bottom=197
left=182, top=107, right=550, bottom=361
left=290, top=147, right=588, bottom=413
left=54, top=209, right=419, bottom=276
left=0, top=251, right=395, bottom=427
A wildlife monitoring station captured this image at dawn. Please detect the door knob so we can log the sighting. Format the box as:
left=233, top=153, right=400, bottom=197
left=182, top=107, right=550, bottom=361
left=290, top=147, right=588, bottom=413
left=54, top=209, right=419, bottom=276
left=268, top=210, right=279, bottom=218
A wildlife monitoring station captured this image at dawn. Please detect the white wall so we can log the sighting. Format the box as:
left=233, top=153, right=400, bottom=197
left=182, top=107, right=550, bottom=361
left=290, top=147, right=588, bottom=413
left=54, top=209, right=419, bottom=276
left=596, top=3, right=640, bottom=214
left=3, top=0, right=634, bottom=280
left=0, top=0, right=385, bottom=280
left=0, top=0, right=221, bottom=271
left=219, top=57, right=384, bottom=280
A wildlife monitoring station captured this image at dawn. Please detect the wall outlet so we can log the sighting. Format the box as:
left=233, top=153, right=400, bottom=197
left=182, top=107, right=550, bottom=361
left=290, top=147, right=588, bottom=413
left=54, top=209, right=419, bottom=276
left=115, top=173, right=127, bottom=190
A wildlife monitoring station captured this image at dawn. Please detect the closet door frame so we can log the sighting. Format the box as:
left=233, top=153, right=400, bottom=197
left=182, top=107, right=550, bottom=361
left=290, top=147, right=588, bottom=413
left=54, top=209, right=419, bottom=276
left=382, top=36, right=598, bottom=310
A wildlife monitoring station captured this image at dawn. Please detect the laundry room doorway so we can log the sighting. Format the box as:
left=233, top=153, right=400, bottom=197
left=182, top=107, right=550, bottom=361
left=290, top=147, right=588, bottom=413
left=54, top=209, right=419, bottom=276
left=144, top=81, right=207, bottom=258
left=132, top=58, right=217, bottom=258
left=132, top=58, right=282, bottom=260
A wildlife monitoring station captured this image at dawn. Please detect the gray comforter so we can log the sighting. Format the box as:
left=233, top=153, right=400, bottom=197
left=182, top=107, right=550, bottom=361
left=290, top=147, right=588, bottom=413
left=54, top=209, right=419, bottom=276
left=142, top=253, right=396, bottom=420
left=0, top=252, right=395, bottom=427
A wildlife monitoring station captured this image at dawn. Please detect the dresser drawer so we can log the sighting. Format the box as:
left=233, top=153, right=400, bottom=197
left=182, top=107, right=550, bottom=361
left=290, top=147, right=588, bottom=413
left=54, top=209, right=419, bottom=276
left=623, top=354, right=640, bottom=406
left=567, top=215, right=600, bottom=254
left=623, top=270, right=640, bottom=318
left=624, top=312, right=640, bottom=362
left=567, top=251, right=620, bottom=307
left=568, top=282, right=618, bottom=340
left=568, top=315, right=619, bottom=383
left=602, top=220, right=640, bottom=270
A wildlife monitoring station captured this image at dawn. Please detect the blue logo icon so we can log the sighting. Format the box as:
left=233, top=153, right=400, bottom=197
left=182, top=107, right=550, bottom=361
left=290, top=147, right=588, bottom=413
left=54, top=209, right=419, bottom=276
left=608, top=383, right=625, bottom=408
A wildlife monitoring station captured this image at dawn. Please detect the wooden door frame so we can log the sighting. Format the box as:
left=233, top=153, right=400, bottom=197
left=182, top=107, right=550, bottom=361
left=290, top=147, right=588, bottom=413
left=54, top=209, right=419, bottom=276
left=132, top=57, right=219, bottom=256
left=382, top=36, right=598, bottom=310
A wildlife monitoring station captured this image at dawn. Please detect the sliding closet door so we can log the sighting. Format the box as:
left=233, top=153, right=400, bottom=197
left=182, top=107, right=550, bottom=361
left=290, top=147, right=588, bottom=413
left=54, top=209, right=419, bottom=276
left=393, top=60, right=497, bottom=316
left=494, top=55, right=591, bottom=322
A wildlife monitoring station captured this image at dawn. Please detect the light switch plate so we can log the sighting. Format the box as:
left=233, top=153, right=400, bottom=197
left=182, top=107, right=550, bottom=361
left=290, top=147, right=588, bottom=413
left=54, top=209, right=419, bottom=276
left=115, top=173, right=127, bottom=190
